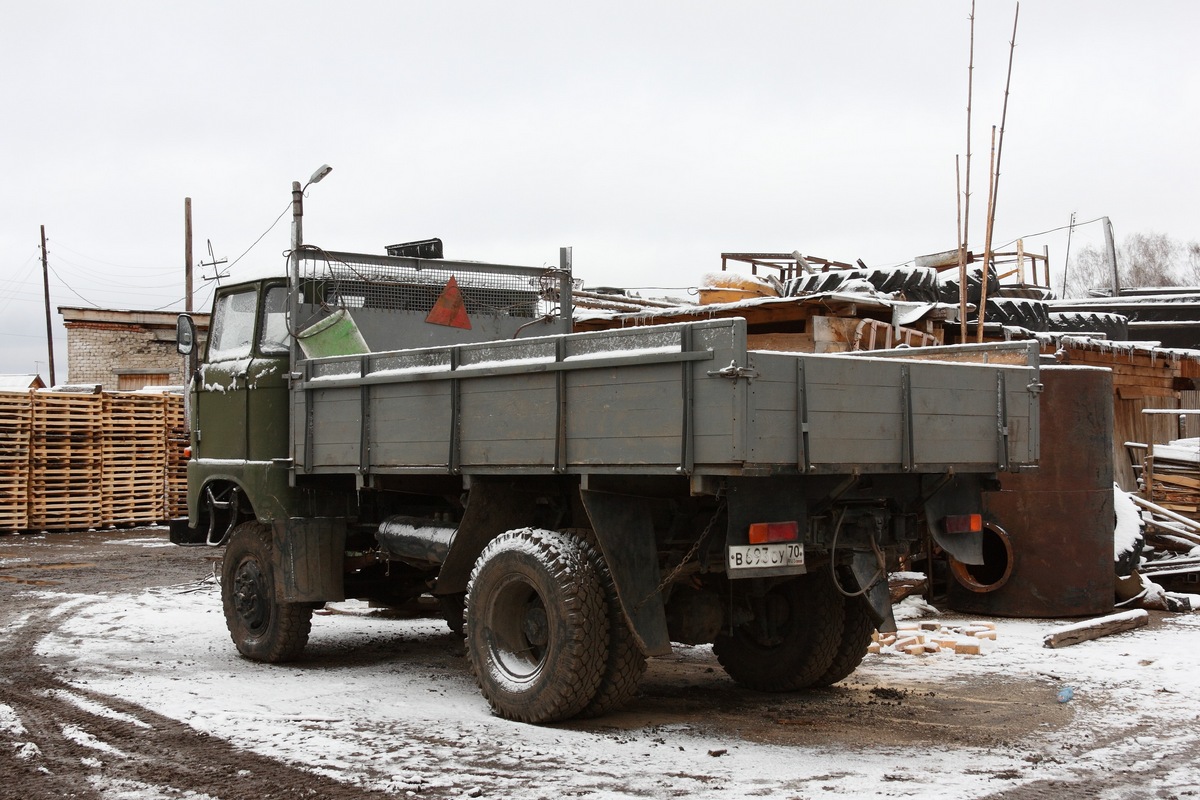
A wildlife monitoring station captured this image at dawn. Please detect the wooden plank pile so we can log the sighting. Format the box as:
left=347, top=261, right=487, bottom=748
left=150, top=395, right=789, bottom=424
left=0, top=391, right=32, bottom=531
left=0, top=390, right=187, bottom=533
left=1142, top=442, right=1200, bottom=515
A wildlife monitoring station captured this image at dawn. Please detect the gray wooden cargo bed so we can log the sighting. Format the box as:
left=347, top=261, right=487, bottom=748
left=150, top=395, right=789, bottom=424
left=294, top=318, right=1039, bottom=479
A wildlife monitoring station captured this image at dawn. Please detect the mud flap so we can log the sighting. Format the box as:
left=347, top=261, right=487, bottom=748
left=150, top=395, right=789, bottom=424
left=923, top=473, right=985, bottom=566
left=851, top=551, right=897, bottom=634
left=580, top=490, right=672, bottom=657
left=272, top=517, right=346, bottom=603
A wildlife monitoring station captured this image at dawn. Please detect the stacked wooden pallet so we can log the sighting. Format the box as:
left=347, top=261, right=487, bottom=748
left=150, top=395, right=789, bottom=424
left=164, top=395, right=188, bottom=519
left=29, top=392, right=105, bottom=531
left=1, top=389, right=188, bottom=533
left=102, top=393, right=169, bottom=526
left=0, top=391, right=32, bottom=531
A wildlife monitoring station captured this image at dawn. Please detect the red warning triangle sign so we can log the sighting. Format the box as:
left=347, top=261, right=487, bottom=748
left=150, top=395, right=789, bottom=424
left=425, top=275, right=472, bottom=329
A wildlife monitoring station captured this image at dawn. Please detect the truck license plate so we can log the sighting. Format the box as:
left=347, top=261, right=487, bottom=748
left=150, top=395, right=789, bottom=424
left=727, top=542, right=805, bottom=570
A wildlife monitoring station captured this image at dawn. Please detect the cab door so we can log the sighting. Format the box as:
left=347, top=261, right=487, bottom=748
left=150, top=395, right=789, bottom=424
left=195, top=286, right=258, bottom=461
left=246, top=283, right=292, bottom=462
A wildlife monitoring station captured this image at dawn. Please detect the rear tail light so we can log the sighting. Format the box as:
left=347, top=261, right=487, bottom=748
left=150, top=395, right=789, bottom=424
left=943, top=514, right=983, bottom=535
left=748, top=521, right=800, bottom=544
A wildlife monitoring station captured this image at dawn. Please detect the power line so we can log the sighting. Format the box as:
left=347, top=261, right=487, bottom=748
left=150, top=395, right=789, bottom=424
left=44, top=252, right=182, bottom=290
left=46, top=238, right=189, bottom=278
left=993, top=216, right=1106, bottom=251
left=45, top=262, right=101, bottom=307
left=224, top=201, right=291, bottom=273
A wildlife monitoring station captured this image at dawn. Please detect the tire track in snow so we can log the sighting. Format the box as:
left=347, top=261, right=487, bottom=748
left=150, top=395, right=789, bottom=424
left=0, top=593, right=408, bottom=800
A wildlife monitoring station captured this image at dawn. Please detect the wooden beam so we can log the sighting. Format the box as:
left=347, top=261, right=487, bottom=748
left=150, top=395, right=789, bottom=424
left=1042, top=609, right=1149, bottom=649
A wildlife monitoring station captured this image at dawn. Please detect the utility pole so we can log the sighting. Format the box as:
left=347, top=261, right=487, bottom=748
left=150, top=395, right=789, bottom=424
left=1103, top=216, right=1119, bottom=296
left=40, top=225, right=56, bottom=386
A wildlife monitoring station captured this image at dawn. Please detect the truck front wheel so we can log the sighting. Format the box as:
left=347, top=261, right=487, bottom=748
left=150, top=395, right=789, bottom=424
left=465, top=528, right=609, bottom=724
left=221, top=522, right=312, bottom=663
left=713, top=572, right=843, bottom=691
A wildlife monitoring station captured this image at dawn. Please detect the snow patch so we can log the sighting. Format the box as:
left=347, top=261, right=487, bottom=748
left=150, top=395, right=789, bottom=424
left=14, top=741, right=40, bottom=760
left=0, top=703, right=27, bottom=736
left=1113, top=484, right=1143, bottom=559
left=45, top=689, right=152, bottom=728
left=61, top=723, right=130, bottom=757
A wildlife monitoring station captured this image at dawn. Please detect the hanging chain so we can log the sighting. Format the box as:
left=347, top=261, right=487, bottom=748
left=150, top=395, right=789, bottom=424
left=636, top=501, right=727, bottom=611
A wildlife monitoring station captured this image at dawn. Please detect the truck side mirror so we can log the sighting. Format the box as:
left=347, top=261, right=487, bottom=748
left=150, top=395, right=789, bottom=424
left=176, top=314, right=197, bottom=356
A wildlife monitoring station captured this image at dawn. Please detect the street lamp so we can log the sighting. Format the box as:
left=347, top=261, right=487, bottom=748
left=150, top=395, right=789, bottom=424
left=289, top=164, right=333, bottom=359
left=291, top=163, right=332, bottom=254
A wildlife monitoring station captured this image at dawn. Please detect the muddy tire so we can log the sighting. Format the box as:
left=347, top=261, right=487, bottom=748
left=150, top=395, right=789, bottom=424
left=812, top=591, right=876, bottom=688
left=572, top=531, right=647, bottom=718
left=221, top=522, right=312, bottom=663
left=465, top=528, right=609, bottom=723
left=713, top=572, right=843, bottom=691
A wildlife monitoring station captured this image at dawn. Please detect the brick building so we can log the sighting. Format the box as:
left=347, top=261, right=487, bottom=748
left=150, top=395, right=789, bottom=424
left=60, top=307, right=210, bottom=391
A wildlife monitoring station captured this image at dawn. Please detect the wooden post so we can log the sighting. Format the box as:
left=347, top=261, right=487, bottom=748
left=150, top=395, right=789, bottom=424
left=957, top=156, right=968, bottom=343
left=977, top=4, right=1020, bottom=341
left=984, top=2, right=1022, bottom=241
left=960, top=0, right=976, bottom=345
left=976, top=127, right=997, bottom=343
left=184, top=198, right=193, bottom=313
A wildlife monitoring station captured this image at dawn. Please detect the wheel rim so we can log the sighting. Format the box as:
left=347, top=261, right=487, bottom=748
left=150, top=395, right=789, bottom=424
left=232, top=557, right=270, bottom=635
left=485, top=574, right=549, bottom=683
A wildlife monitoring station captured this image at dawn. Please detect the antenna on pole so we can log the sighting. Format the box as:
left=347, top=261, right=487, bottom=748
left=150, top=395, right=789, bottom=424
left=199, top=239, right=228, bottom=282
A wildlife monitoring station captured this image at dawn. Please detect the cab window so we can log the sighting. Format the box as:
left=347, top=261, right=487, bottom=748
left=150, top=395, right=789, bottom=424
left=259, top=286, right=290, bottom=355
left=207, top=289, right=257, bottom=361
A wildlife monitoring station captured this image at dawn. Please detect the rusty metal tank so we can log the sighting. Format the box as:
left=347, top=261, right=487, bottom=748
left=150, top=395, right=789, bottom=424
left=947, top=365, right=1115, bottom=617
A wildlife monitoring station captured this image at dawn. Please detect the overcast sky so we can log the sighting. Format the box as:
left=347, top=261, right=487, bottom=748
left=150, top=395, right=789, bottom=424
left=2, top=1, right=1197, bottom=379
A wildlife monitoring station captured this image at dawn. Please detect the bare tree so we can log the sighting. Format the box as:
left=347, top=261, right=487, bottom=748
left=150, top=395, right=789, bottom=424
left=1065, top=232, right=1200, bottom=297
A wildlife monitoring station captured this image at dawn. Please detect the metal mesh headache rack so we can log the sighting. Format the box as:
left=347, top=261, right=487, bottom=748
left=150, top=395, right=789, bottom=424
left=296, top=247, right=561, bottom=319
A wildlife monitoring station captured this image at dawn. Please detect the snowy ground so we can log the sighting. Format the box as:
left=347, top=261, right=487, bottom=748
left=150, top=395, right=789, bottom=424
left=3, top=536, right=1197, bottom=798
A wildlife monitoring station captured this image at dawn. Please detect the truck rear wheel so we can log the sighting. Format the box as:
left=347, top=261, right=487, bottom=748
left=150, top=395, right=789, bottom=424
left=221, top=522, right=312, bottom=663
left=713, top=572, right=843, bottom=691
left=812, top=591, right=876, bottom=687
left=465, top=528, right=609, bottom=724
